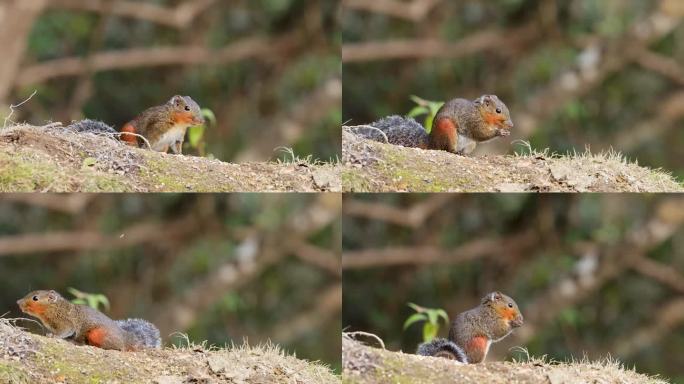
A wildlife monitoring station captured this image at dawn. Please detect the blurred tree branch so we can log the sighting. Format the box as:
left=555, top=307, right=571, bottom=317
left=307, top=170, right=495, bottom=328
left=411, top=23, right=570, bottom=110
left=0, top=0, right=47, bottom=104
left=515, top=1, right=682, bottom=138
left=272, top=283, right=342, bottom=343
left=342, top=22, right=539, bottom=62
left=3, top=194, right=94, bottom=214
left=235, top=77, right=342, bottom=162
left=151, top=195, right=341, bottom=335
left=613, top=298, right=684, bottom=358
left=289, top=240, right=341, bottom=277
left=634, top=48, right=684, bottom=86
left=343, top=0, right=442, bottom=22
left=48, top=0, right=216, bottom=29
left=615, top=91, right=684, bottom=151
left=512, top=198, right=684, bottom=348
left=343, top=229, right=538, bottom=269
left=343, top=195, right=454, bottom=228
left=16, top=35, right=300, bottom=88
left=0, top=216, right=197, bottom=256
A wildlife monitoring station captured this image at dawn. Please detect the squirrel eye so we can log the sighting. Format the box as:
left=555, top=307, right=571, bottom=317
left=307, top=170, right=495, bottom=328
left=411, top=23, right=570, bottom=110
left=184, top=106, right=190, bottom=111
left=508, top=303, right=513, bottom=308
left=32, top=296, right=38, bottom=301
left=496, top=108, right=502, bottom=114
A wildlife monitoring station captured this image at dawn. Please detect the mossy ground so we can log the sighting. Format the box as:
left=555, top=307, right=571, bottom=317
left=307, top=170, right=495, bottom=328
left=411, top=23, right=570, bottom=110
left=342, top=336, right=669, bottom=384
left=342, top=129, right=683, bottom=192
left=0, top=125, right=340, bottom=192
left=0, top=319, right=339, bottom=384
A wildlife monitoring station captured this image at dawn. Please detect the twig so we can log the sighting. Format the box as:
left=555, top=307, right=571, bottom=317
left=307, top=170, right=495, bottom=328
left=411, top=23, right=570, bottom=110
left=3, top=90, right=37, bottom=128
left=345, top=331, right=386, bottom=350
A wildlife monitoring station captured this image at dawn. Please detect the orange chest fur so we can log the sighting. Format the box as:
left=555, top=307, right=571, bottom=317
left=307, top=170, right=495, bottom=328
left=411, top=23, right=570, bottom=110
left=24, top=301, right=47, bottom=316
left=482, top=112, right=506, bottom=126
left=171, top=111, right=197, bottom=125
left=495, top=306, right=519, bottom=321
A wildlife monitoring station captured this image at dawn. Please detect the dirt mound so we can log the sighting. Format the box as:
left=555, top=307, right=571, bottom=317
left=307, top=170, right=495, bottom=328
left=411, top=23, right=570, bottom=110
left=342, top=128, right=682, bottom=192
left=0, top=125, right=340, bottom=192
left=342, top=335, right=667, bottom=384
left=0, top=319, right=338, bottom=384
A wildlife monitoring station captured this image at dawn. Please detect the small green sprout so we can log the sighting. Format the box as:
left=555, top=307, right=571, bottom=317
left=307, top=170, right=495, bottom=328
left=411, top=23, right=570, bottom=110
left=68, top=287, right=110, bottom=311
left=403, top=302, right=450, bottom=342
left=407, top=95, right=444, bottom=133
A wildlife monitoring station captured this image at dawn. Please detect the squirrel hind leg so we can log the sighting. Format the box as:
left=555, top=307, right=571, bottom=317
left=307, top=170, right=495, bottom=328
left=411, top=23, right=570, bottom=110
left=85, top=326, right=125, bottom=351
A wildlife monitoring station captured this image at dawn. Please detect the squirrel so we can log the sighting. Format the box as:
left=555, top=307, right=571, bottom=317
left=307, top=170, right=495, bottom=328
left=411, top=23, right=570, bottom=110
left=356, top=95, right=513, bottom=155
left=416, top=291, right=523, bottom=364
left=17, top=289, right=161, bottom=352
left=66, top=95, right=204, bottom=154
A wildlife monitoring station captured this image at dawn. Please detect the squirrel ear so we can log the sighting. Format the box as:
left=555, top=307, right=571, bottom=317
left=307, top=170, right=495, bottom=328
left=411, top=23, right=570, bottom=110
left=47, top=290, right=58, bottom=302
left=483, top=95, right=492, bottom=106
left=169, top=95, right=184, bottom=106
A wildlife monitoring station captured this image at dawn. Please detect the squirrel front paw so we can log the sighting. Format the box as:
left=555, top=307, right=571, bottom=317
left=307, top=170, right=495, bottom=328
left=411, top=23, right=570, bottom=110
left=497, top=129, right=511, bottom=137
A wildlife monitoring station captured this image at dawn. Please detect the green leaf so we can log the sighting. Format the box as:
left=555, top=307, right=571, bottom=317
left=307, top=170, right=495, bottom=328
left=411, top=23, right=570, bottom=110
left=187, top=125, right=205, bottom=148
left=403, top=313, right=427, bottom=330
left=424, top=115, right=434, bottom=132
left=426, top=309, right=438, bottom=326
left=436, top=309, right=450, bottom=324
left=423, top=322, right=438, bottom=342
left=407, top=302, right=425, bottom=313
left=201, top=108, right=216, bottom=126
left=428, top=101, right=444, bottom=116
left=72, top=298, right=87, bottom=306
left=407, top=105, right=428, bottom=118
left=409, top=95, right=426, bottom=106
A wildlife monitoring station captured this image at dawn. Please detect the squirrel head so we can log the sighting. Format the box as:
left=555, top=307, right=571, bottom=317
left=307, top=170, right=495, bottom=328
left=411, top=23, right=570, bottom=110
left=481, top=291, right=523, bottom=329
left=17, top=290, right=64, bottom=316
left=473, top=95, right=513, bottom=134
left=168, top=95, right=205, bottom=126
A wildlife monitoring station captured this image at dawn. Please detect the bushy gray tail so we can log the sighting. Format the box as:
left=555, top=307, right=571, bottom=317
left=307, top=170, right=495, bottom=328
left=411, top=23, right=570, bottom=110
left=66, top=119, right=118, bottom=135
left=117, top=318, right=161, bottom=349
left=417, top=338, right=468, bottom=363
left=352, top=115, right=429, bottom=149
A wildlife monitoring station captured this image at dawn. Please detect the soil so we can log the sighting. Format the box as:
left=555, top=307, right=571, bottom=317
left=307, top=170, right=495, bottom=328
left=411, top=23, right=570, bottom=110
left=0, top=125, right=340, bottom=192
left=342, top=128, right=683, bottom=192
left=342, top=335, right=668, bottom=384
left=0, top=319, right=339, bottom=384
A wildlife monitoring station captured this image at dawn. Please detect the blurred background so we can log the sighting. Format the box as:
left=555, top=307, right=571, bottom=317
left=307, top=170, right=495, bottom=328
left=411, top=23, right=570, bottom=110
left=342, top=194, right=684, bottom=382
left=0, top=0, right=341, bottom=162
left=342, top=0, right=684, bottom=178
left=0, top=194, right=341, bottom=372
